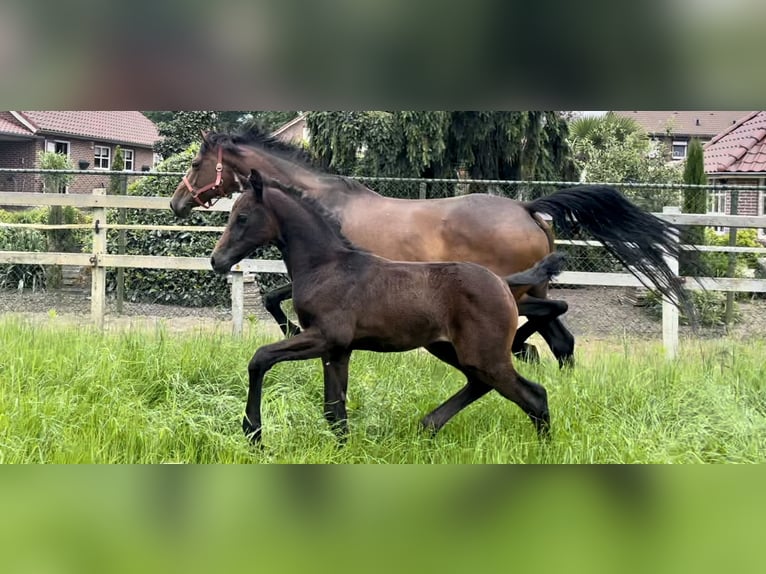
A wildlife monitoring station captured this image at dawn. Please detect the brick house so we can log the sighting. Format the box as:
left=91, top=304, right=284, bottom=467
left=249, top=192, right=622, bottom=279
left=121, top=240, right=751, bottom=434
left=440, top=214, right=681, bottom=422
left=703, top=111, right=766, bottom=224
left=270, top=112, right=308, bottom=144
left=613, top=111, right=748, bottom=161
left=0, top=111, right=160, bottom=194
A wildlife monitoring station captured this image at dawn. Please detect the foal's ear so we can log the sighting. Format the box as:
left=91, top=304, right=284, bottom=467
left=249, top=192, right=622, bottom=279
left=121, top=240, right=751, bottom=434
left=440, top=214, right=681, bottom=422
left=248, top=169, right=264, bottom=203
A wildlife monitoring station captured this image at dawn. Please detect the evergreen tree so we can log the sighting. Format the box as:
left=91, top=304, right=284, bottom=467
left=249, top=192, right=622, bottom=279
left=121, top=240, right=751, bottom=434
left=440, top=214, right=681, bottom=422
left=681, top=138, right=707, bottom=274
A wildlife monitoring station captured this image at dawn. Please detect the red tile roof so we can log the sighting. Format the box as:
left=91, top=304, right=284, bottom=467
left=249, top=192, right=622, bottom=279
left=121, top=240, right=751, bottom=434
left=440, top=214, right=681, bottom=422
left=12, top=111, right=160, bottom=147
left=612, top=111, right=750, bottom=138
left=0, top=112, right=33, bottom=136
left=704, top=111, right=766, bottom=174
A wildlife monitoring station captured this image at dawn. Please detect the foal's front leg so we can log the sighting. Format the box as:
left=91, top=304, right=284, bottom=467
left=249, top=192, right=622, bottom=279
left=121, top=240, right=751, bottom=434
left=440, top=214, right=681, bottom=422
left=244, top=328, right=331, bottom=444
left=321, top=350, right=351, bottom=441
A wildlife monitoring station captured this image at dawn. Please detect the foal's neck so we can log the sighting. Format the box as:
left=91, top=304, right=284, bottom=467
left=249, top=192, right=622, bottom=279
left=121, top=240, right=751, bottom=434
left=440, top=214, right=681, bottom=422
left=267, top=189, right=351, bottom=276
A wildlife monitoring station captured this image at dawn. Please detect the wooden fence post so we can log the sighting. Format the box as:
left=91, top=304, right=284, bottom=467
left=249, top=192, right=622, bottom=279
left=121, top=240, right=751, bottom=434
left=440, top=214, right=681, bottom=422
left=662, top=206, right=681, bottom=359
left=230, top=267, right=244, bottom=337
left=91, top=187, right=107, bottom=330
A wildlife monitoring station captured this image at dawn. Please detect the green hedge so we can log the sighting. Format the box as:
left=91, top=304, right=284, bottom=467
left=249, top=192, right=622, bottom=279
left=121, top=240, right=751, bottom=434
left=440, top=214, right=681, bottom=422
left=106, top=146, right=285, bottom=307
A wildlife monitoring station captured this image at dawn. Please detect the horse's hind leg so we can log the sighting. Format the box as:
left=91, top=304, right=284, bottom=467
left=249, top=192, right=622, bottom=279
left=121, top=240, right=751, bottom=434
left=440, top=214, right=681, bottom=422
left=514, top=297, right=574, bottom=368
left=321, top=350, right=350, bottom=441
left=263, top=283, right=301, bottom=337
left=421, top=342, right=492, bottom=434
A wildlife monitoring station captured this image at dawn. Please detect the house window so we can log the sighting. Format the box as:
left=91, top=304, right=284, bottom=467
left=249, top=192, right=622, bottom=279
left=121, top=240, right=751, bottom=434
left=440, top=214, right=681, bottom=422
left=672, top=140, right=688, bottom=160
left=94, top=145, right=111, bottom=169
left=708, top=188, right=727, bottom=233
left=46, top=140, right=70, bottom=156
left=123, top=149, right=134, bottom=171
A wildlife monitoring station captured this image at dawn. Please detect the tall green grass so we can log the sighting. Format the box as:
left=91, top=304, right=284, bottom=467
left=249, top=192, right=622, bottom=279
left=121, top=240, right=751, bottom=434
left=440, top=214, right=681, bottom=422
left=0, top=317, right=764, bottom=463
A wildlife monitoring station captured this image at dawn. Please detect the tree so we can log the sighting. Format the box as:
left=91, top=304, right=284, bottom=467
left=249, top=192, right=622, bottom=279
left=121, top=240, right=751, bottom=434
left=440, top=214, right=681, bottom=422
left=569, top=112, right=641, bottom=148
left=304, top=111, right=578, bottom=183
left=570, top=117, right=683, bottom=211
left=145, top=111, right=300, bottom=159
left=680, top=139, right=706, bottom=274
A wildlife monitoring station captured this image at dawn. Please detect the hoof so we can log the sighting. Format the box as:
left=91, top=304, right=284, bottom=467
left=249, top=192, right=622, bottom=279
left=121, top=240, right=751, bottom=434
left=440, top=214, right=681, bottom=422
left=242, top=416, right=262, bottom=444
left=514, top=343, right=540, bottom=363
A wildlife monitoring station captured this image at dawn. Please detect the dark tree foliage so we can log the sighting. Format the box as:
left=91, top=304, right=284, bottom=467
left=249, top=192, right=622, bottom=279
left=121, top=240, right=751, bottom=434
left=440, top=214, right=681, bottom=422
left=681, top=138, right=707, bottom=274
left=304, top=111, right=579, bottom=183
left=144, top=111, right=299, bottom=159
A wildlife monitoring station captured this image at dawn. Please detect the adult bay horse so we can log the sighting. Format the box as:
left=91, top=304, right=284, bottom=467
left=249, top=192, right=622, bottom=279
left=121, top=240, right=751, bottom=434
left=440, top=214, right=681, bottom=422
left=210, top=169, right=566, bottom=443
left=171, top=128, right=691, bottom=366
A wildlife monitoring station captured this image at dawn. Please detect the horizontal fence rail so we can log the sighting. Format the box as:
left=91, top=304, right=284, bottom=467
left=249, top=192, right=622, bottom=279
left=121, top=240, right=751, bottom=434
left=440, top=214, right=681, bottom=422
left=1, top=172, right=765, bottom=354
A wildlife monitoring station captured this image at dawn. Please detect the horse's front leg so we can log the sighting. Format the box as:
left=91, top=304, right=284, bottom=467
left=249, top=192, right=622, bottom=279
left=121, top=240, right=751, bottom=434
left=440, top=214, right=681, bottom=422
left=262, top=283, right=301, bottom=337
left=244, top=328, right=331, bottom=444
left=321, top=350, right=351, bottom=442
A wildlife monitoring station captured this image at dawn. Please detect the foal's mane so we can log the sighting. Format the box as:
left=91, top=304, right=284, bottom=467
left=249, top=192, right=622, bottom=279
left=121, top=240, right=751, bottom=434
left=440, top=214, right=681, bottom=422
left=266, top=177, right=368, bottom=253
left=203, top=123, right=363, bottom=192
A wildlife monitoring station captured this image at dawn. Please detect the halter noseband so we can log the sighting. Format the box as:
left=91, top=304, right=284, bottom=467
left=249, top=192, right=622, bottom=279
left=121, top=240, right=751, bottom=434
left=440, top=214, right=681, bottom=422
left=182, top=146, right=232, bottom=208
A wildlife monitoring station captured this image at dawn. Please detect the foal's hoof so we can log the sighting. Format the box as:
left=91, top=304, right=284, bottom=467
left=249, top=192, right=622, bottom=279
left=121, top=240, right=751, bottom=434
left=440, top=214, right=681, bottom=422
left=558, top=354, right=575, bottom=370
left=533, top=411, right=552, bottom=440
left=514, top=344, right=540, bottom=363
left=242, top=416, right=262, bottom=445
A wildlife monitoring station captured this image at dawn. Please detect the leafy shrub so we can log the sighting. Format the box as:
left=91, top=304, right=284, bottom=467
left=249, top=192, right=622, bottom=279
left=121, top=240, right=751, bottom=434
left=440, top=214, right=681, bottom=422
left=644, top=289, right=740, bottom=327
left=701, top=228, right=761, bottom=277
left=0, top=209, right=48, bottom=290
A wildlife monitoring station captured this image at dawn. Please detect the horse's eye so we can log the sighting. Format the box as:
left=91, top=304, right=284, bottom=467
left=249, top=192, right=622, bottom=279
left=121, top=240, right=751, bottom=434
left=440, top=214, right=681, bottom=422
left=236, top=213, right=248, bottom=225
left=191, top=160, right=201, bottom=169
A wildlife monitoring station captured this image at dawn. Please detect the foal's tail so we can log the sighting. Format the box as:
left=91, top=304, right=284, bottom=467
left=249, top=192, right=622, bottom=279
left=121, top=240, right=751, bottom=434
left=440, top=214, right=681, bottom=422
left=505, top=252, right=566, bottom=287
left=525, top=185, right=697, bottom=318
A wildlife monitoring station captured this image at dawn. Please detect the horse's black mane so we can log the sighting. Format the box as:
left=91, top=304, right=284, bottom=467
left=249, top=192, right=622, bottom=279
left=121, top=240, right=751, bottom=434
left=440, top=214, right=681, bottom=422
left=203, top=123, right=362, bottom=191
left=266, top=177, right=368, bottom=253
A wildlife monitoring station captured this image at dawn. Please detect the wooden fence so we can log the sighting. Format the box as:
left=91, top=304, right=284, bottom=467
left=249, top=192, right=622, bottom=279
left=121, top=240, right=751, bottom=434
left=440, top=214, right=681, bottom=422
left=1, top=189, right=766, bottom=358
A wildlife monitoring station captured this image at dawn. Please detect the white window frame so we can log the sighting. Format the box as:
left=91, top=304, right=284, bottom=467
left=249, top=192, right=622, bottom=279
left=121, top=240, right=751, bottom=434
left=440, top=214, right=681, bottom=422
left=759, top=180, right=766, bottom=238
left=94, top=145, right=111, bottom=170
left=45, top=139, right=71, bottom=156
left=672, top=140, right=688, bottom=160
left=122, top=149, right=134, bottom=171
left=708, top=187, right=727, bottom=234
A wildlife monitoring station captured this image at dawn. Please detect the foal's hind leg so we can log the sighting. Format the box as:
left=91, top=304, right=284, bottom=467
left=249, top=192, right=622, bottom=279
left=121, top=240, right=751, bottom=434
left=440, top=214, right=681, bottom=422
left=263, top=283, right=301, bottom=337
left=420, top=342, right=492, bottom=434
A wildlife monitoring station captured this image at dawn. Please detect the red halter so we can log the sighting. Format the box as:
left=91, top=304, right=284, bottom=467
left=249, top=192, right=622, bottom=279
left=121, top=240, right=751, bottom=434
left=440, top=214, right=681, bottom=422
left=182, top=146, right=229, bottom=208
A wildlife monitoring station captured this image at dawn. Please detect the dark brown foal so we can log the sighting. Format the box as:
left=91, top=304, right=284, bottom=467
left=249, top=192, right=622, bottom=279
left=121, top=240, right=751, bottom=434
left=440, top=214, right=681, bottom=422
left=210, top=169, right=565, bottom=443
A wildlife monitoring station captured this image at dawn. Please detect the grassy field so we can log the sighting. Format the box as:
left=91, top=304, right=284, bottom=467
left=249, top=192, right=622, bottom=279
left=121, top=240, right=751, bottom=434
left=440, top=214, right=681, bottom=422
left=0, top=316, right=764, bottom=463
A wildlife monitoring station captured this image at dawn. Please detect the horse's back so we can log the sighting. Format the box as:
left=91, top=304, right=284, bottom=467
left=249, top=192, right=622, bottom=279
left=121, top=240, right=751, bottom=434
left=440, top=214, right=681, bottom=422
left=343, top=193, right=552, bottom=278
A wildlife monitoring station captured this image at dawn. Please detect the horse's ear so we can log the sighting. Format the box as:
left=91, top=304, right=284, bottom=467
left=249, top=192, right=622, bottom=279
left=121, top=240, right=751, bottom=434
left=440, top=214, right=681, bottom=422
left=248, top=169, right=264, bottom=203
left=200, top=130, right=210, bottom=144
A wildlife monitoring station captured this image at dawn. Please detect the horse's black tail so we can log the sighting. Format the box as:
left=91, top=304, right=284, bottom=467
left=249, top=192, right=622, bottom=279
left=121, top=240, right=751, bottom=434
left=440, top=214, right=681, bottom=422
left=525, top=185, right=697, bottom=319
left=505, top=252, right=566, bottom=287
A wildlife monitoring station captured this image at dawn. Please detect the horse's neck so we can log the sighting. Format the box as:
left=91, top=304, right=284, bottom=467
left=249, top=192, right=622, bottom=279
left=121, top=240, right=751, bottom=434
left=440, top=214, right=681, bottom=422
left=238, top=147, right=381, bottom=213
left=240, top=148, right=317, bottom=186
left=267, top=190, right=347, bottom=277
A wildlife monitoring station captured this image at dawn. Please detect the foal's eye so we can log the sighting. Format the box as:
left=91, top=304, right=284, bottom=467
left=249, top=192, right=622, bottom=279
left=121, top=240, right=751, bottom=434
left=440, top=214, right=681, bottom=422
left=191, top=160, right=201, bottom=169
left=236, top=213, right=248, bottom=225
